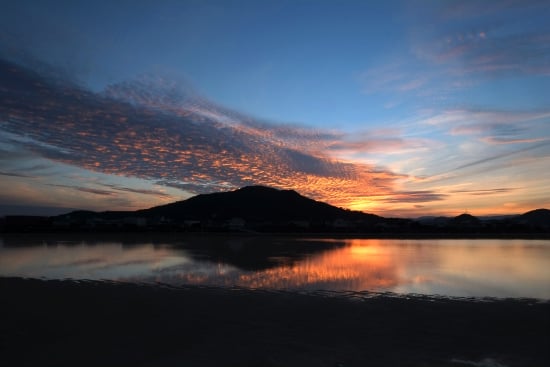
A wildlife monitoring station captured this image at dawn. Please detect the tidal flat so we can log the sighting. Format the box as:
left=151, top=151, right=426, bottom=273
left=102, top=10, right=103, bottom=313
left=1, top=277, right=548, bottom=367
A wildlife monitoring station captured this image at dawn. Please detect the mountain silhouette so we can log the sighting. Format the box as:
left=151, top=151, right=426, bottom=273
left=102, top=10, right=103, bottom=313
left=43, top=185, right=387, bottom=232
left=514, top=208, right=550, bottom=229
left=449, top=213, right=481, bottom=225
left=138, top=185, right=380, bottom=222
left=4, top=186, right=548, bottom=234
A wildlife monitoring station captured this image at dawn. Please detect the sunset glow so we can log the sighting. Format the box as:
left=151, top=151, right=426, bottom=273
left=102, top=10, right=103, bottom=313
left=1, top=1, right=549, bottom=216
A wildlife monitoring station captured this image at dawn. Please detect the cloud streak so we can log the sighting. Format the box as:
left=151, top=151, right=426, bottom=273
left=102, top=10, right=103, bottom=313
left=48, top=184, right=115, bottom=197
left=449, top=188, right=518, bottom=196
left=377, top=190, right=448, bottom=204
left=0, top=171, right=32, bottom=178
left=453, top=142, right=550, bottom=172
left=97, top=183, right=171, bottom=198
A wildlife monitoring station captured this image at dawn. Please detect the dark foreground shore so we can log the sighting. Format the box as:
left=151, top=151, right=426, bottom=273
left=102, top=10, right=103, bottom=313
left=1, top=278, right=548, bottom=367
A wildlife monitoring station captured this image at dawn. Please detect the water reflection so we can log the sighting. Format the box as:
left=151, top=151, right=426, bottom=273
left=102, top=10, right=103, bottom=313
left=233, top=241, right=399, bottom=290
left=1, top=236, right=549, bottom=299
left=0, top=241, right=189, bottom=280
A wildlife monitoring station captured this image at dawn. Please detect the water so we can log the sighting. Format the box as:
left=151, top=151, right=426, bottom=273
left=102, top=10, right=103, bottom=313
left=1, top=235, right=549, bottom=299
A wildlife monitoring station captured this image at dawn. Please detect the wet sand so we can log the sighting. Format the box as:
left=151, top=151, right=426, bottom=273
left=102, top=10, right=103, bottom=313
left=1, top=277, right=549, bottom=367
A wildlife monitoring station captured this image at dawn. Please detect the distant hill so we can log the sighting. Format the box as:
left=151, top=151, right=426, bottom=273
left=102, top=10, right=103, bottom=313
left=449, top=213, right=481, bottom=225
left=514, top=209, right=550, bottom=229
left=0, top=204, right=78, bottom=217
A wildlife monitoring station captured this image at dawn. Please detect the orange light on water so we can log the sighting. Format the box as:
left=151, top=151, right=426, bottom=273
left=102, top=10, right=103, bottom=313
left=236, top=241, right=398, bottom=291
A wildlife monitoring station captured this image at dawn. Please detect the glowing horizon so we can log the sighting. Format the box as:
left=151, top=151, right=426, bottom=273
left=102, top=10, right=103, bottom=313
left=1, top=1, right=549, bottom=217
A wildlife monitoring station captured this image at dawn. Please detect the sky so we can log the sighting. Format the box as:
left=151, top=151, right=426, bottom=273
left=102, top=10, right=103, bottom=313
left=1, top=0, right=549, bottom=217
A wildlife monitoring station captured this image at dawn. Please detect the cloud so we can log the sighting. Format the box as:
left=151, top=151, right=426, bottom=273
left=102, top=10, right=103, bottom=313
left=359, top=1, right=550, bottom=107
left=480, top=137, right=546, bottom=145
left=438, top=141, right=550, bottom=176
left=0, top=171, right=32, bottom=178
left=0, top=58, right=406, bottom=210
left=426, top=109, right=550, bottom=145
left=451, top=122, right=524, bottom=136
left=327, top=134, right=436, bottom=156
left=358, top=63, right=436, bottom=97
left=375, top=190, right=448, bottom=204
left=413, top=1, right=550, bottom=78
left=449, top=188, right=518, bottom=196
left=48, top=184, right=115, bottom=196
left=98, top=183, right=171, bottom=198
left=443, top=32, right=550, bottom=77
left=459, top=142, right=549, bottom=169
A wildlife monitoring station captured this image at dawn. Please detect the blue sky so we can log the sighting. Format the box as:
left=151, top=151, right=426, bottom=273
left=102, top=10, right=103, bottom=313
left=1, top=0, right=549, bottom=216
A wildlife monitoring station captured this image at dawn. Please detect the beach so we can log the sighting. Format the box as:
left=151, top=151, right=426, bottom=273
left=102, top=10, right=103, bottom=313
left=1, top=277, right=548, bottom=367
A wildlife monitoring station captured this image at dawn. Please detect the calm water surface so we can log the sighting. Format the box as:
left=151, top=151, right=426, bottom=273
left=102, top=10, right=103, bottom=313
left=1, top=236, right=549, bottom=299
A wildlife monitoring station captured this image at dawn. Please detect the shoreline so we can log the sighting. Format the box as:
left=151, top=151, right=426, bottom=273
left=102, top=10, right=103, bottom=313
left=1, top=277, right=549, bottom=367
left=2, top=231, right=550, bottom=242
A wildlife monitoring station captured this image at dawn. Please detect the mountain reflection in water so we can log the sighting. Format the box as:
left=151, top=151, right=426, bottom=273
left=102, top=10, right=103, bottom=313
left=1, top=236, right=549, bottom=299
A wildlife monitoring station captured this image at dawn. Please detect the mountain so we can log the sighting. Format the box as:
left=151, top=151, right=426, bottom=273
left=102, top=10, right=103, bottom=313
left=137, top=185, right=379, bottom=222
left=449, top=213, right=481, bottom=225
left=513, top=209, right=550, bottom=229
left=415, top=213, right=483, bottom=229
left=4, top=186, right=548, bottom=234
left=46, top=186, right=385, bottom=232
